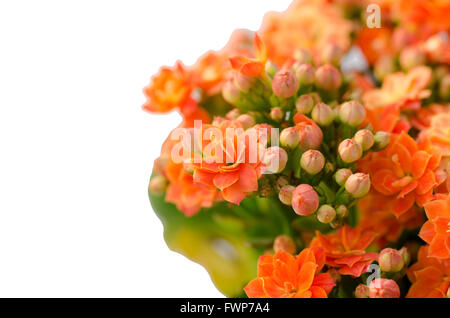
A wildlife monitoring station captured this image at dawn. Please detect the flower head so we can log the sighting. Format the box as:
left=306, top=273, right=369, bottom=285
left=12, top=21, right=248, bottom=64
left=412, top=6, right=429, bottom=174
left=244, top=248, right=335, bottom=298
left=229, top=34, right=267, bottom=77
left=310, top=225, right=378, bottom=277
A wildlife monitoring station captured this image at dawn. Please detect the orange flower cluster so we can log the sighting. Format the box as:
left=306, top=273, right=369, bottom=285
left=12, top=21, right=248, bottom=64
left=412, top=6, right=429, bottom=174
left=244, top=248, right=335, bottom=298
left=145, top=0, right=450, bottom=298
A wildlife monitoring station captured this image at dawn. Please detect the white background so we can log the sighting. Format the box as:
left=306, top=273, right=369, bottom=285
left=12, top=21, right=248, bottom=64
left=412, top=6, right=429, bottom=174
left=0, top=1, right=292, bottom=297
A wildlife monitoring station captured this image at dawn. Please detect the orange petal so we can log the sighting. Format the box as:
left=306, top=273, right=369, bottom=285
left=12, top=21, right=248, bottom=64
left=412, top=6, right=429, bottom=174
left=296, top=262, right=317, bottom=292
left=415, top=169, right=436, bottom=195
left=253, top=33, right=267, bottom=62
left=261, top=277, right=285, bottom=298
left=193, top=169, right=215, bottom=187
left=397, top=180, right=418, bottom=199
left=393, top=193, right=415, bottom=217
left=312, top=273, right=335, bottom=294
left=213, top=171, right=239, bottom=190
left=240, top=62, right=265, bottom=77
left=309, top=286, right=328, bottom=298
left=221, top=182, right=247, bottom=204
left=229, top=56, right=250, bottom=72
left=418, top=221, right=435, bottom=244
left=354, top=231, right=377, bottom=250
left=244, top=278, right=267, bottom=298
left=238, top=164, right=258, bottom=192
left=416, top=189, right=434, bottom=207
left=411, top=150, right=432, bottom=179
left=429, top=236, right=449, bottom=259
left=257, top=255, right=274, bottom=277
left=424, top=199, right=450, bottom=219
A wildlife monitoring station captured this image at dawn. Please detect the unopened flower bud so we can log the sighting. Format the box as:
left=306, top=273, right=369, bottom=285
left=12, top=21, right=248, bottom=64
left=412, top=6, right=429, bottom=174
left=293, top=49, right=313, bottom=64
left=379, top=248, right=404, bottom=272
left=279, top=185, right=295, bottom=206
left=292, top=184, right=319, bottom=216
left=336, top=205, right=348, bottom=218
left=400, top=46, right=425, bottom=71
left=234, top=72, right=254, bottom=92
left=280, top=127, right=300, bottom=149
left=312, top=102, right=335, bottom=126
left=324, top=162, right=335, bottom=174
left=273, top=235, right=296, bottom=254
left=222, top=79, right=240, bottom=104
left=338, top=139, right=363, bottom=163
left=339, top=101, right=366, bottom=127
left=334, top=168, right=352, bottom=186
left=236, top=114, right=255, bottom=129
left=423, top=33, right=447, bottom=63
left=265, top=60, right=279, bottom=78
left=297, top=123, right=323, bottom=150
left=369, top=279, right=400, bottom=298
left=275, top=176, right=289, bottom=191
left=317, top=205, right=336, bottom=224
left=272, top=70, right=300, bottom=98
left=355, top=284, right=369, bottom=298
left=225, top=108, right=240, bottom=120
left=296, top=94, right=314, bottom=114
left=321, top=43, right=343, bottom=65
left=315, top=64, right=342, bottom=91
left=345, top=173, right=370, bottom=198
left=294, top=63, right=315, bottom=85
left=262, top=146, right=288, bottom=174
left=149, top=175, right=167, bottom=195
left=398, top=247, right=410, bottom=266
left=270, top=107, right=284, bottom=122
left=373, top=131, right=391, bottom=151
left=354, top=129, right=374, bottom=151
left=301, top=150, right=325, bottom=175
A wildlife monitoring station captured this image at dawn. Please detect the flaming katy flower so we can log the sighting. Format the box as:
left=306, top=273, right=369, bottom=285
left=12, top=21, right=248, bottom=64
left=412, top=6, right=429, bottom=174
left=360, top=132, right=441, bottom=217
left=143, top=61, right=193, bottom=114
left=310, top=226, right=378, bottom=277
left=407, top=246, right=450, bottom=298
left=244, top=248, right=335, bottom=298
left=419, top=194, right=450, bottom=260
left=189, top=120, right=266, bottom=205
left=229, top=34, right=267, bottom=77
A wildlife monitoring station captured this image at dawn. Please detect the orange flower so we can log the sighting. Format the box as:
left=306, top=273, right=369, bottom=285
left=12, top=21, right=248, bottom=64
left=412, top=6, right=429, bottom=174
left=244, top=248, right=335, bottom=298
left=360, top=132, right=441, bottom=217
left=407, top=245, right=450, bottom=298
left=229, top=34, right=267, bottom=77
left=357, top=27, right=394, bottom=65
left=418, top=111, right=450, bottom=158
left=363, top=66, right=432, bottom=132
left=143, top=61, right=193, bottom=114
left=419, top=194, right=450, bottom=260
left=359, top=192, right=424, bottom=248
left=190, top=120, right=266, bottom=205
left=193, top=51, right=230, bottom=95
left=259, top=0, right=352, bottom=66
left=310, top=225, right=378, bottom=277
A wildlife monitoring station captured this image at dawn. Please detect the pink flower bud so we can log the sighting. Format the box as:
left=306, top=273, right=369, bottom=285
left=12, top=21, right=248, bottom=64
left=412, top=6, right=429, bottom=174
left=379, top=248, right=404, bottom=272
left=400, top=46, right=425, bottom=71
left=315, top=64, right=342, bottom=91
left=334, top=168, right=352, bottom=186
left=336, top=205, right=348, bottom=218
left=262, top=146, right=288, bottom=174
left=297, top=122, right=323, bottom=150
left=273, top=235, right=296, bottom=254
left=373, top=131, right=391, bottom=151
left=275, top=176, right=289, bottom=191
left=354, top=129, right=374, bottom=151
left=301, top=150, right=325, bottom=175
left=280, top=127, right=300, bottom=149
left=279, top=185, right=295, bottom=205
left=270, top=107, right=284, bottom=122
left=320, top=43, right=343, bottom=65
left=222, top=79, right=240, bottom=104
left=272, top=70, right=300, bottom=98
left=149, top=175, right=167, bottom=195
left=225, top=108, right=240, bottom=120
left=294, top=63, right=315, bottom=85
left=234, top=72, right=254, bottom=92
left=398, top=247, right=410, bottom=266
left=355, top=284, right=369, bottom=298
left=369, top=279, right=400, bottom=298
left=292, top=184, right=319, bottom=216
left=317, top=205, right=336, bottom=224
left=295, top=94, right=314, bottom=114
left=236, top=114, right=255, bottom=129
left=293, top=49, right=313, bottom=64
left=423, top=33, right=447, bottom=63
left=312, top=102, right=334, bottom=126
left=338, top=139, right=363, bottom=163
left=345, top=173, right=370, bottom=198
left=339, top=101, right=366, bottom=127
